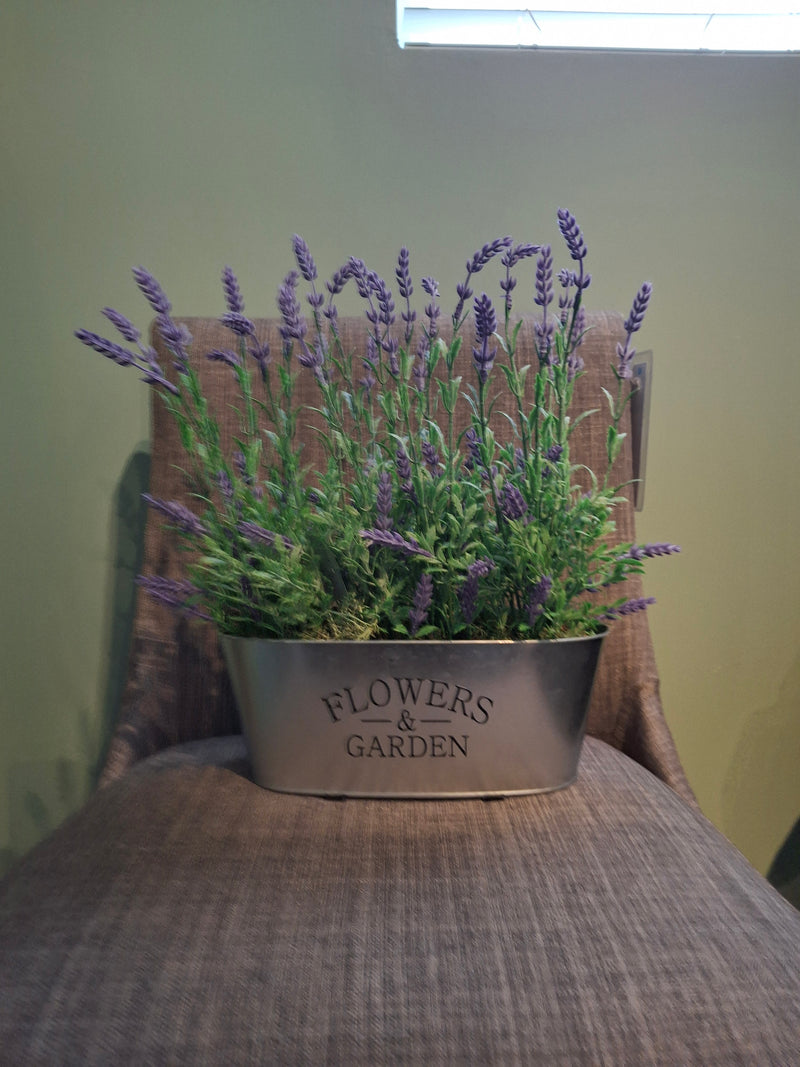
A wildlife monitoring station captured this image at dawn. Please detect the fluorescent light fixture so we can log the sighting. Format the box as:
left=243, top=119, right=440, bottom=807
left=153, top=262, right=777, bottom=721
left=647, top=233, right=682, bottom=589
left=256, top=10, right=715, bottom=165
left=396, top=2, right=800, bottom=53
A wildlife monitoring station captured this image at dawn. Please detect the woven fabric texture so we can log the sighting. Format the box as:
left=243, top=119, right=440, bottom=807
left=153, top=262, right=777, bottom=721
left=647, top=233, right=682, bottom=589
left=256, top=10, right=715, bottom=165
left=2, top=736, right=798, bottom=1066
left=101, top=312, right=693, bottom=801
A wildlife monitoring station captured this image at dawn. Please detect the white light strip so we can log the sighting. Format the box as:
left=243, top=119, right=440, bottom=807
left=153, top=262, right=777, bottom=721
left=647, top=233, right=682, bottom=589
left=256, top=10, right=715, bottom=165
left=397, top=5, right=800, bottom=52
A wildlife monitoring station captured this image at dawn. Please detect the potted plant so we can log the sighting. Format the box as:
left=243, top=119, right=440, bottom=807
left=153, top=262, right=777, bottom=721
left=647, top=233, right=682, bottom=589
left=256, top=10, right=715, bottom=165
left=76, top=208, right=678, bottom=797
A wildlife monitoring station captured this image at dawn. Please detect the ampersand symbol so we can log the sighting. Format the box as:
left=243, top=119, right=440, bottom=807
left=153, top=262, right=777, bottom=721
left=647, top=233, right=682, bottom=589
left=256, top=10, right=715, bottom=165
left=397, top=708, right=416, bottom=732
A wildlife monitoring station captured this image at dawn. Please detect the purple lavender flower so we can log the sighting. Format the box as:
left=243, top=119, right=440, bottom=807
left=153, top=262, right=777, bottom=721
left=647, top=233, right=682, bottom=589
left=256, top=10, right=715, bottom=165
left=395, top=247, right=416, bottom=343
left=421, top=440, right=442, bottom=477
left=217, top=469, right=233, bottom=501
left=326, top=265, right=349, bottom=297
left=412, top=355, right=428, bottom=390
left=409, top=572, right=434, bottom=636
left=396, top=443, right=412, bottom=483
left=135, top=575, right=211, bottom=620
left=500, top=481, right=528, bottom=521
left=77, top=329, right=179, bottom=393
left=237, top=521, right=294, bottom=551
left=542, top=443, right=564, bottom=478
left=499, top=273, right=517, bottom=315
left=249, top=339, right=271, bottom=379
left=458, top=572, right=480, bottom=625
left=527, top=575, right=552, bottom=627
left=395, top=444, right=416, bottom=499
left=220, top=311, right=256, bottom=338
left=616, top=282, right=652, bottom=378
left=155, top=315, right=192, bottom=374
left=468, top=557, right=496, bottom=579
left=467, top=237, right=513, bottom=275
left=277, top=270, right=309, bottom=343
left=385, top=336, right=400, bottom=377
left=452, top=237, right=512, bottom=327
left=292, top=234, right=318, bottom=283
left=142, top=494, right=208, bottom=537
left=376, top=470, right=393, bottom=531
left=373, top=274, right=396, bottom=328
left=500, top=242, right=541, bottom=315
left=324, top=264, right=350, bottom=328
left=534, top=319, right=556, bottom=367
left=102, top=307, right=140, bottom=344
left=296, top=340, right=327, bottom=382
left=619, top=543, right=681, bottom=561
left=624, top=281, right=652, bottom=337
left=534, top=245, right=554, bottom=310
left=74, top=329, right=138, bottom=367
left=132, top=267, right=171, bottom=315
left=347, top=257, right=372, bottom=301
left=233, top=451, right=251, bottom=483
left=472, top=293, right=497, bottom=384
left=395, top=248, right=413, bottom=299
left=503, top=241, right=541, bottom=269
left=532, top=245, right=556, bottom=366
left=207, top=348, right=242, bottom=370
left=360, top=529, right=433, bottom=558
left=603, top=596, right=656, bottom=619
left=221, top=266, right=245, bottom=314
left=557, top=208, right=587, bottom=263
left=457, top=558, right=495, bottom=625
left=464, top=427, right=483, bottom=471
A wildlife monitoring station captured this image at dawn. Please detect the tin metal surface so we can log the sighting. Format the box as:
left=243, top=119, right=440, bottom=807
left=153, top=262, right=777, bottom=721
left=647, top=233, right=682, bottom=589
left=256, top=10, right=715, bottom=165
left=221, top=633, right=605, bottom=798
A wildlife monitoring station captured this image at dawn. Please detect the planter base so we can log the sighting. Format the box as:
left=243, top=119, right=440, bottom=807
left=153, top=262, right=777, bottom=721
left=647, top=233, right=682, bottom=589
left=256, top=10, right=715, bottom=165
left=221, top=634, right=605, bottom=799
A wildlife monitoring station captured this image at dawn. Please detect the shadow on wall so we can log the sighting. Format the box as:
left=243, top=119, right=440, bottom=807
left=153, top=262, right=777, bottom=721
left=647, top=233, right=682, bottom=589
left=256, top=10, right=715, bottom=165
left=0, top=448, right=150, bottom=880
left=722, top=652, right=800, bottom=909
left=97, top=446, right=151, bottom=775
left=769, top=817, right=800, bottom=911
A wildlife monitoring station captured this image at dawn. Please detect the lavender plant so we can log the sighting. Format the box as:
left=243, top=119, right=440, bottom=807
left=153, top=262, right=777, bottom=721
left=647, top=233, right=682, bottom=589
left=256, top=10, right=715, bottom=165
left=76, top=210, right=678, bottom=641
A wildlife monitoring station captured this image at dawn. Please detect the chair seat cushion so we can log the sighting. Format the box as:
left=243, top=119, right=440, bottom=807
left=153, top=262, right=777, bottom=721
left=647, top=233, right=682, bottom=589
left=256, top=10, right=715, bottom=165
left=1, top=736, right=798, bottom=1065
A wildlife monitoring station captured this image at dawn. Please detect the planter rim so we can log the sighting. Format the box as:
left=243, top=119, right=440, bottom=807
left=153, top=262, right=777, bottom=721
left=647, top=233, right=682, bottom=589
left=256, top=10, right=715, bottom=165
left=220, top=628, right=607, bottom=649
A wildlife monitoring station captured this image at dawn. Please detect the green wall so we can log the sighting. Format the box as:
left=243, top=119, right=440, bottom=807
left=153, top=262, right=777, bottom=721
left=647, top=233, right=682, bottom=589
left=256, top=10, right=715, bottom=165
left=2, top=1, right=799, bottom=877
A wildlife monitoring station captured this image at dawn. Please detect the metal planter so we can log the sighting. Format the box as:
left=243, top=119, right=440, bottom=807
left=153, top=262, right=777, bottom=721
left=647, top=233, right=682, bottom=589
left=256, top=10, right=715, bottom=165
left=221, top=632, right=606, bottom=799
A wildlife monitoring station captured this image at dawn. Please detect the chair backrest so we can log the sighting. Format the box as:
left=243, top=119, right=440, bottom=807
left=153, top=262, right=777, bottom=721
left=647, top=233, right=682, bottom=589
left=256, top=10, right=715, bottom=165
left=100, top=311, right=693, bottom=800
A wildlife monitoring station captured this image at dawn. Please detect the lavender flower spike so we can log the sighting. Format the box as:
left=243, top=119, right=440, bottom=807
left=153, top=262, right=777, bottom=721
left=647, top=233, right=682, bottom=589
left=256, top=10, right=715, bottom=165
left=132, top=267, right=171, bottom=315
left=277, top=270, right=308, bottom=343
left=556, top=208, right=587, bottom=262
left=74, top=329, right=137, bottom=367
left=603, top=596, right=656, bottom=619
left=458, top=572, right=480, bottom=625
left=409, top=573, right=433, bottom=636
left=220, top=312, right=256, bottom=338
left=142, top=494, right=208, bottom=537
left=617, top=281, right=653, bottom=378
left=472, top=293, right=497, bottom=384
left=221, top=266, right=245, bottom=314
left=136, top=575, right=211, bottom=620
left=624, top=282, right=653, bottom=337
left=500, top=481, right=527, bottom=521
left=619, top=542, right=681, bottom=561
left=237, top=521, right=294, bottom=552
left=207, top=348, right=242, bottom=370
left=467, top=237, right=513, bottom=275
left=292, top=235, right=318, bottom=283
left=527, top=575, right=553, bottom=627
left=102, top=307, right=141, bottom=344
left=360, top=529, right=433, bottom=558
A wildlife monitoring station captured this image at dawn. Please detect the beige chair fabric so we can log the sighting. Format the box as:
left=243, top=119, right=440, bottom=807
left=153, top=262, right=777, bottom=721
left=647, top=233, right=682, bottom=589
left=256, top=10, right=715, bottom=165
left=101, top=312, right=694, bottom=803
